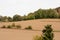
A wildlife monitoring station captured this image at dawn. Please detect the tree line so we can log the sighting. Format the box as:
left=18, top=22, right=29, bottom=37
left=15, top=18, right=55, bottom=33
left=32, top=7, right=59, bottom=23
left=0, top=8, right=60, bottom=22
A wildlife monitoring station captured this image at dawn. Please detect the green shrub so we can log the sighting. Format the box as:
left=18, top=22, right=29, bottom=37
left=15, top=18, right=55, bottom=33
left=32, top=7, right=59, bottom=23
left=25, top=26, right=32, bottom=30
left=42, top=25, right=54, bottom=40
left=1, top=25, right=6, bottom=28
left=33, top=25, right=54, bottom=40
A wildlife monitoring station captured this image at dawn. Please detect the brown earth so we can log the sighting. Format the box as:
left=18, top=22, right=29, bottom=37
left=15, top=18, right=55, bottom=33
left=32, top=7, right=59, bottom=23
left=0, top=19, right=60, bottom=30
left=0, top=19, right=60, bottom=40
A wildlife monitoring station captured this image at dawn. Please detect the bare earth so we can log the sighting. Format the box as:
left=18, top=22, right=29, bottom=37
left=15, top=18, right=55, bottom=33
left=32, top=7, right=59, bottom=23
left=0, top=19, right=60, bottom=40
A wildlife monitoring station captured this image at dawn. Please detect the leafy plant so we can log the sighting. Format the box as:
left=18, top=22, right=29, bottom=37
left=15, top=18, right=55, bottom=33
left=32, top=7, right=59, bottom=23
left=42, top=25, right=54, bottom=40
left=33, top=25, right=54, bottom=40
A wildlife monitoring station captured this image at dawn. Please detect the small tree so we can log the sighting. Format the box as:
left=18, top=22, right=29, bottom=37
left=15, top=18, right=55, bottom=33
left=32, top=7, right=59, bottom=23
left=33, top=25, right=54, bottom=40
left=42, top=25, right=54, bottom=40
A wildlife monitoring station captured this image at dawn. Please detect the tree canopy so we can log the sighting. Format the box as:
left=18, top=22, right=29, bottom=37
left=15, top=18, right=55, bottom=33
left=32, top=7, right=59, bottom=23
left=0, top=7, right=60, bottom=22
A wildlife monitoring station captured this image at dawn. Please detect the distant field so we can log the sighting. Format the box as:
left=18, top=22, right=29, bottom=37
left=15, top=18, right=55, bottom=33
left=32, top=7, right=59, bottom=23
left=0, top=19, right=60, bottom=40
left=0, top=19, right=60, bottom=30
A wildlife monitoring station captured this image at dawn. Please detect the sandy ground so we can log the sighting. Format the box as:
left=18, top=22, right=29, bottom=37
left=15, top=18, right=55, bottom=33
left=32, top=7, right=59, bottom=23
left=0, top=19, right=60, bottom=30
left=0, top=29, right=42, bottom=40
left=0, top=29, right=60, bottom=40
left=0, top=19, right=60, bottom=40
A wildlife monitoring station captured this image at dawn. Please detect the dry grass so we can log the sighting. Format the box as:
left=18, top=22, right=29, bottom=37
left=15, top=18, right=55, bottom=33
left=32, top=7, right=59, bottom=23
left=0, top=19, right=60, bottom=30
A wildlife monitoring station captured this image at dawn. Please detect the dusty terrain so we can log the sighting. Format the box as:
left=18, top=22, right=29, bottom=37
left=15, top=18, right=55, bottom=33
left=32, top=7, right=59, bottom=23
left=0, top=19, right=60, bottom=40
left=0, top=19, right=60, bottom=30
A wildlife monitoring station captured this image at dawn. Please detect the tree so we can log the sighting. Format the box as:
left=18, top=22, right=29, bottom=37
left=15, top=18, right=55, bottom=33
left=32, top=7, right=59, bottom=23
left=22, top=15, right=27, bottom=20
left=8, top=17, right=13, bottom=22
left=13, top=14, right=22, bottom=21
left=58, top=14, right=60, bottom=18
left=0, top=16, right=3, bottom=21
left=27, top=13, right=35, bottom=20
left=46, top=9, right=58, bottom=18
left=34, top=9, right=58, bottom=19
left=34, top=9, right=43, bottom=19
left=2, top=16, right=8, bottom=22
left=42, top=25, right=54, bottom=40
left=33, top=25, right=54, bottom=40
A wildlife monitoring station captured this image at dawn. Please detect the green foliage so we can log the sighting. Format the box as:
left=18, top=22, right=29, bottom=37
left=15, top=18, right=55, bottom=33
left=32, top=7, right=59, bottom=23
left=27, top=13, right=35, bottom=20
left=33, top=25, right=54, bottom=40
left=34, top=9, right=58, bottom=19
left=0, top=7, right=60, bottom=22
left=58, top=14, right=60, bottom=18
left=25, top=26, right=32, bottom=30
left=13, top=14, right=22, bottom=21
left=0, top=16, right=13, bottom=22
left=8, top=17, right=13, bottom=22
left=34, top=9, right=44, bottom=19
left=22, top=15, right=27, bottom=20
left=1, top=16, right=8, bottom=22
left=42, top=25, right=54, bottom=40
left=0, top=16, right=3, bottom=21
left=46, top=9, right=58, bottom=18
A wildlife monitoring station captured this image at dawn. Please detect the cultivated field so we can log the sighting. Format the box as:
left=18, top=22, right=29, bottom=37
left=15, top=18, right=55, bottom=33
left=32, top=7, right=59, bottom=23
left=0, top=19, right=60, bottom=40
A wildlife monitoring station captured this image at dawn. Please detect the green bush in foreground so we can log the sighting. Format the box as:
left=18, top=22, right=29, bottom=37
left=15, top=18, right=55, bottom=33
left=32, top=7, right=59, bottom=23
left=33, top=25, right=54, bottom=40
left=42, top=25, right=54, bottom=40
